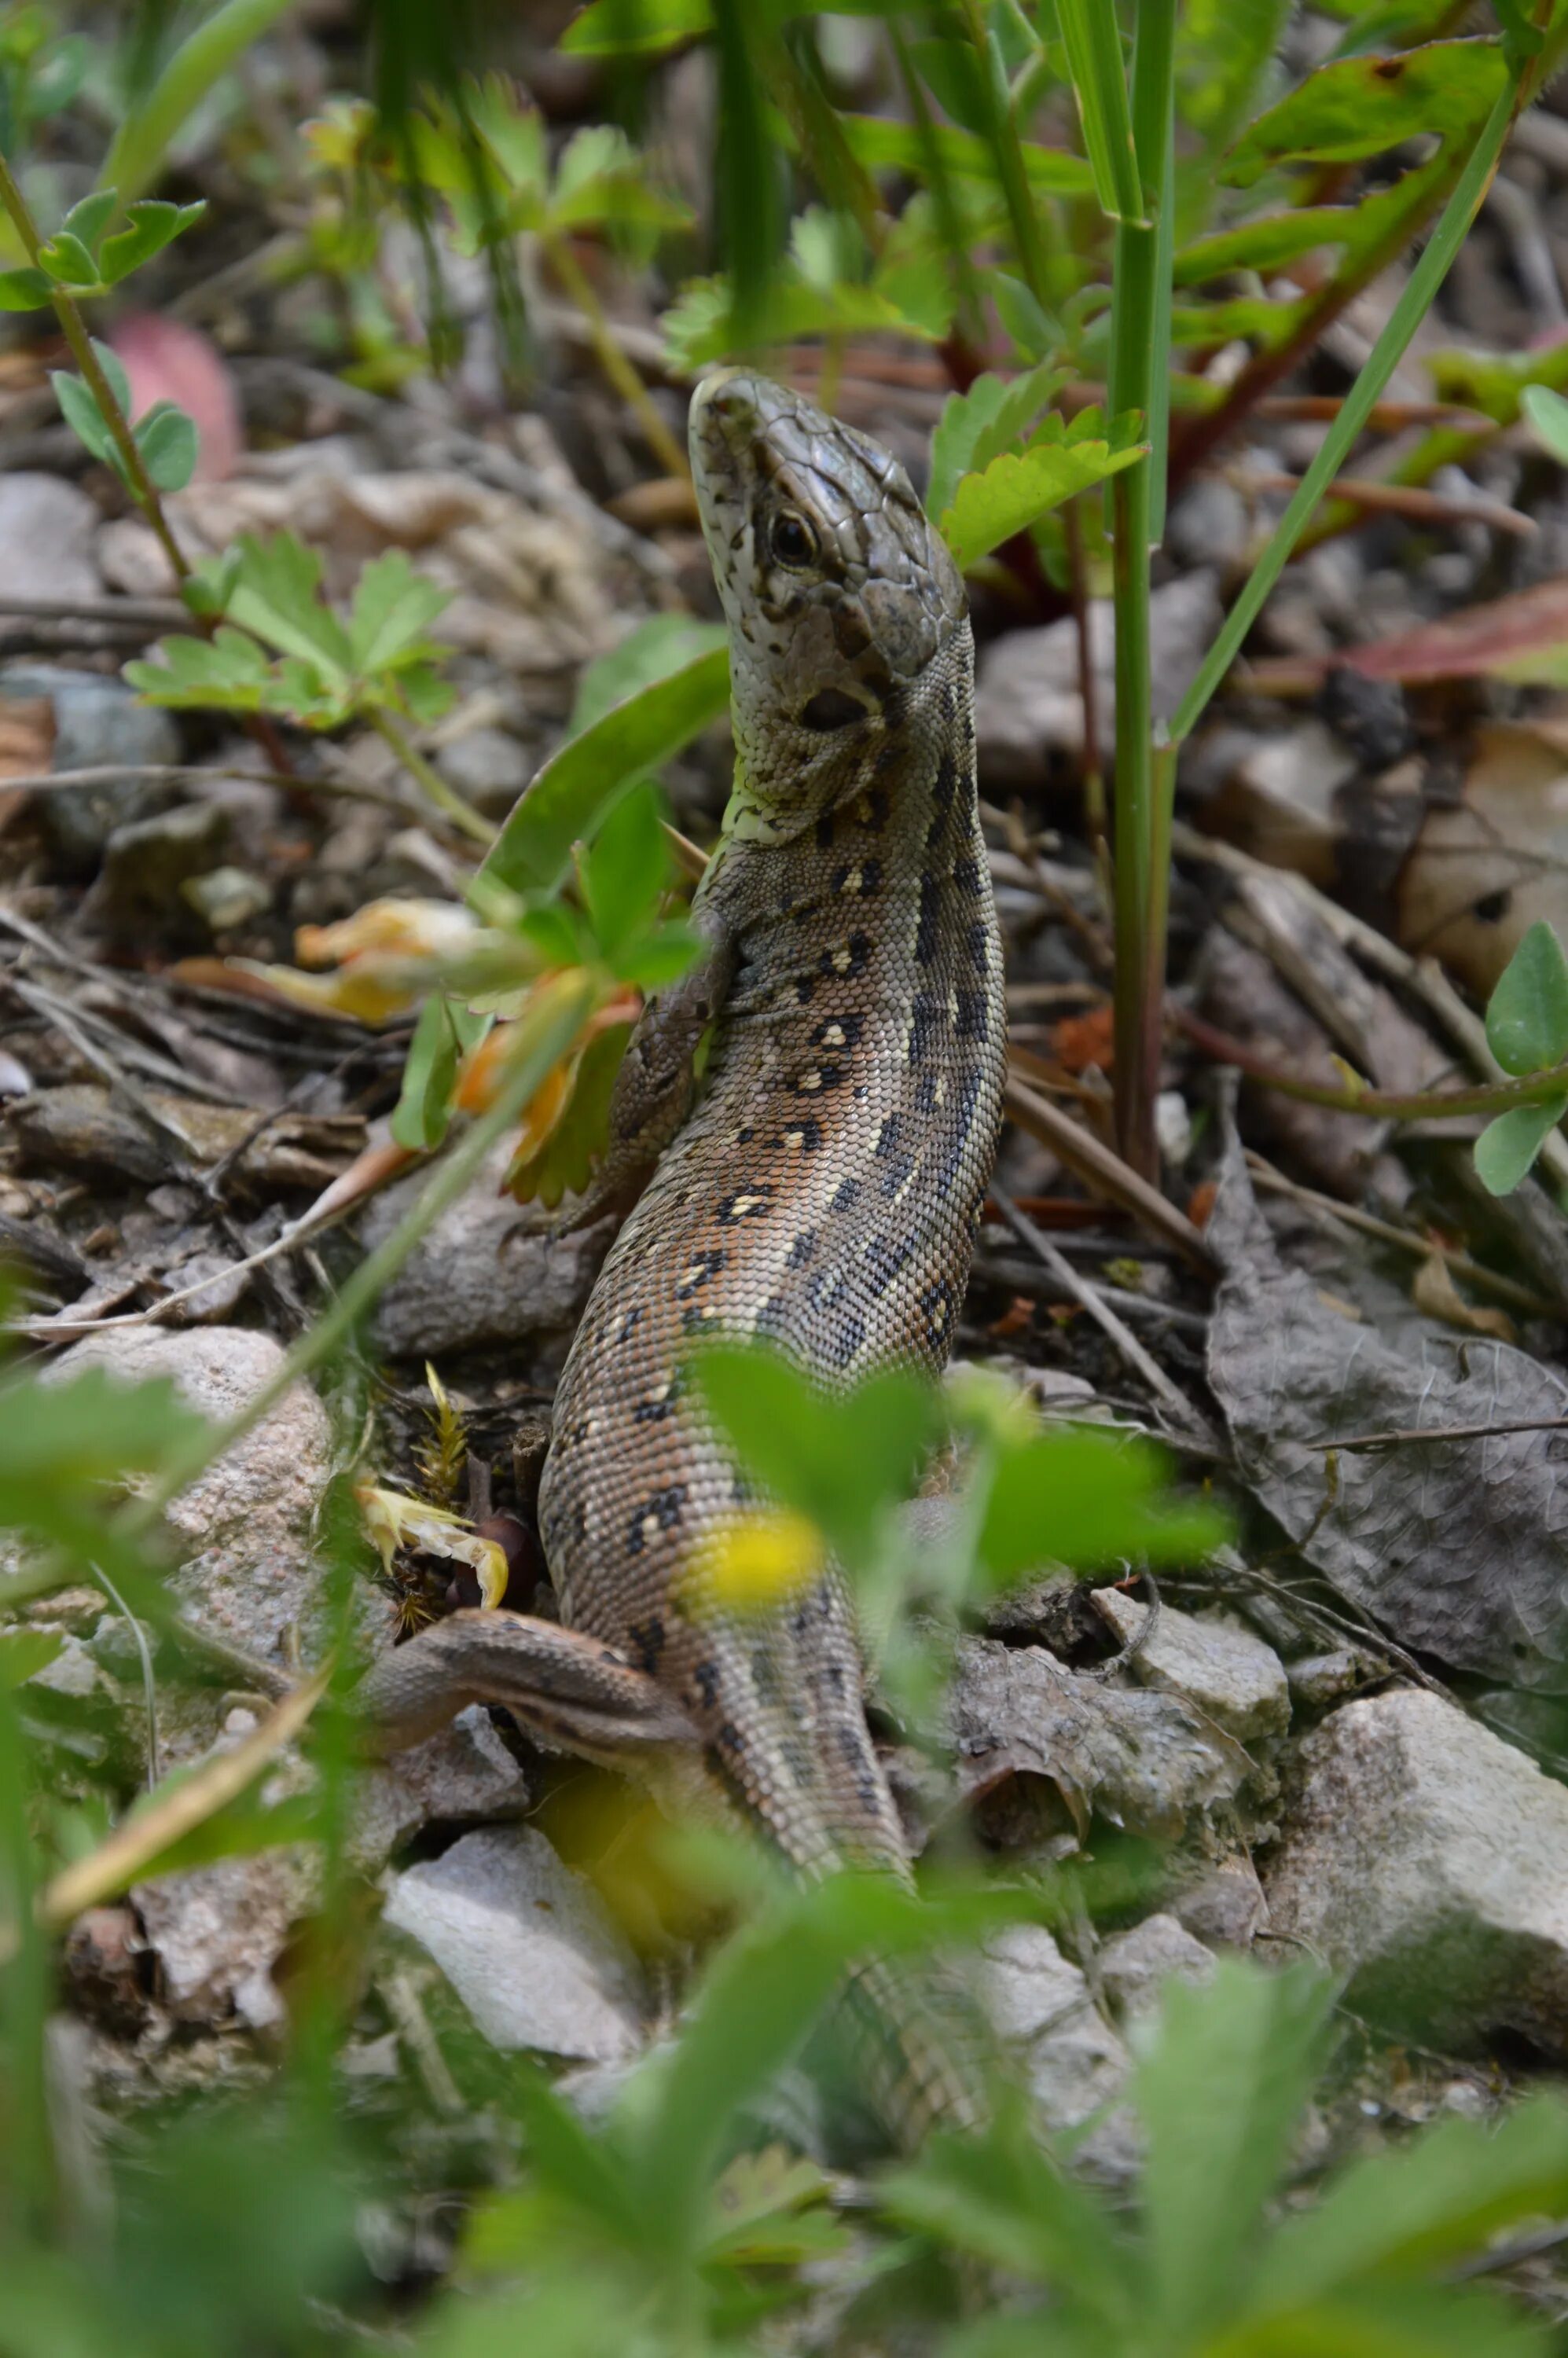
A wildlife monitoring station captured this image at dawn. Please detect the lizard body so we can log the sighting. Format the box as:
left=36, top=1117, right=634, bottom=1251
left=363, top=374, right=1005, bottom=2128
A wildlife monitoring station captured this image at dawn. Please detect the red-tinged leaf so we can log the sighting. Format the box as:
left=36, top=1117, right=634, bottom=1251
left=1251, top=580, right=1568, bottom=691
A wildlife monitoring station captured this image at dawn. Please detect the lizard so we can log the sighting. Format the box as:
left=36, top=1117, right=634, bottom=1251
left=360, top=371, right=1008, bottom=2135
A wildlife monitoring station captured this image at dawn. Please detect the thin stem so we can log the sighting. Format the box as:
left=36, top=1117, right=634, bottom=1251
left=1169, top=73, right=1522, bottom=748
left=1177, top=1005, right=1568, bottom=1121
left=368, top=710, right=495, bottom=848
left=545, top=236, right=691, bottom=483
left=0, top=149, right=190, bottom=586
left=1106, top=0, right=1176, bottom=1181
left=957, top=0, right=1054, bottom=318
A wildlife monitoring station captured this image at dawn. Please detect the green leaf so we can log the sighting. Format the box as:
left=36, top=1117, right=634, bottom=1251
left=0, top=266, right=52, bottom=309
left=223, top=531, right=352, bottom=681
left=1055, top=0, right=1145, bottom=224
left=55, top=188, right=117, bottom=254
left=1254, top=2095, right=1568, bottom=2316
left=50, top=366, right=118, bottom=469
left=975, top=1424, right=1225, bottom=1586
left=1523, top=383, right=1568, bottom=466
left=391, top=993, right=490, bottom=1155
left=347, top=549, right=453, bottom=678
left=1474, top=1097, right=1568, bottom=1197
left=581, top=782, right=670, bottom=964
left=1485, top=921, right=1568, bottom=1075
left=690, top=1344, right=939, bottom=1568
left=482, top=645, right=730, bottom=898
left=35, top=228, right=101, bottom=287
left=560, top=0, right=713, bottom=56
left=0, top=1631, right=65, bottom=1690
left=1137, top=1960, right=1338, bottom=2344
left=839, top=112, right=1094, bottom=196
left=0, top=1365, right=209, bottom=1490
left=1222, top=2283, right=1554, bottom=2358
left=1223, top=37, right=1507, bottom=187
left=571, top=615, right=728, bottom=736
left=96, top=196, right=207, bottom=286
left=503, top=1016, right=636, bottom=1208
left=938, top=417, right=1146, bottom=571
left=134, top=399, right=199, bottom=493
left=927, top=361, right=1069, bottom=523
left=1177, top=0, right=1291, bottom=152
left=880, top=2121, right=1136, bottom=2317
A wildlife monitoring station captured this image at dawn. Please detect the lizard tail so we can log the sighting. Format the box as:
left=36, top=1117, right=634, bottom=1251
left=841, top=1951, right=990, bottom=2146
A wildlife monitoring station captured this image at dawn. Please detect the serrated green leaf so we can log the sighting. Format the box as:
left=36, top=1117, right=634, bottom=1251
left=347, top=549, right=453, bottom=678
left=1223, top=37, right=1507, bottom=187
left=1254, top=2095, right=1568, bottom=2316
left=35, top=228, right=101, bottom=287
left=1138, top=1961, right=1338, bottom=2344
left=97, top=197, right=207, bottom=288
left=483, top=645, right=730, bottom=898
left=1485, top=921, right=1568, bottom=1075
left=223, top=532, right=352, bottom=681
left=927, top=361, right=1068, bottom=523
left=0, top=267, right=52, bottom=310
left=939, top=425, right=1146, bottom=571
left=1523, top=384, right=1568, bottom=466
left=1474, top=1098, right=1568, bottom=1197
left=135, top=400, right=199, bottom=493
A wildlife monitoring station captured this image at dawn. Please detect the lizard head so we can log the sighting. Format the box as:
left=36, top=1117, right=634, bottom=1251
left=689, top=372, right=966, bottom=809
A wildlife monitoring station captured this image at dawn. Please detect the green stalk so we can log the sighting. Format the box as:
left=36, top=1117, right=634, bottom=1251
left=1169, top=73, right=1520, bottom=748
left=368, top=711, right=496, bottom=849
left=0, top=1684, right=54, bottom=2237
left=117, top=970, right=597, bottom=1539
left=101, top=0, right=299, bottom=207
left=1105, top=0, right=1175, bottom=1181
left=0, top=149, right=190, bottom=588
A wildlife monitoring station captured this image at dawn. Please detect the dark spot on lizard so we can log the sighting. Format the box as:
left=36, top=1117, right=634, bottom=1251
left=831, top=1177, right=862, bottom=1212
left=932, top=749, right=957, bottom=810
left=802, top=688, right=871, bottom=732
left=628, top=1617, right=666, bottom=1672
left=915, top=872, right=942, bottom=966
left=955, top=989, right=988, bottom=1039
left=626, top=1486, right=687, bottom=1554
left=786, top=1228, right=817, bottom=1268
left=693, top=1658, right=721, bottom=1708
left=828, top=1313, right=867, bottom=1367
left=715, top=1187, right=775, bottom=1225
left=810, top=1012, right=863, bottom=1049
left=953, top=854, right=982, bottom=895
left=814, top=809, right=836, bottom=849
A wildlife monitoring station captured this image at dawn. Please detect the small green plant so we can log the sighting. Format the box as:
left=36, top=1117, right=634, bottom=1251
left=1475, top=921, right=1568, bottom=1196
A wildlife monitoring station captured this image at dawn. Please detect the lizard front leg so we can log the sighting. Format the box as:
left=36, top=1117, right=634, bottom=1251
left=551, top=909, right=736, bottom=1233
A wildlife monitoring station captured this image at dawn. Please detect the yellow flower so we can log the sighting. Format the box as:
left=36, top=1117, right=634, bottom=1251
left=296, top=899, right=478, bottom=969
left=682, top=1509, right=827, bottom=1622
left=354, top=1482, right=509, bottom=1607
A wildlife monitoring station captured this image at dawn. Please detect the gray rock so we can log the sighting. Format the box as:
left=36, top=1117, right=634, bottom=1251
left=1097, top=1913, right=1216, bottom=2022
left=1286, top=1647, right=1387, bottom=1710
left=49, top=1326, right=331, bottom=1665
left=382, top=1824, right=646, bottom=2062
left=134, top=1841, right=313, bottom=2030
left=435, top=725, right=533, bottom=820
left=1173, top=1856, right=1270, bottom=1952
left=952, top=1636, right=1251, bottom=1841
left=977, top=572, right=1221, bottom=783
left=1090, top=1589, right=1291, bottom=1745
left=94, top=799, right=230, bottom=935
left=24, top=1631, right=114, bottom=1702
left=352, top=1706, right=531, bottom=1868
left=2, top=663, right=182, bottom=868
left=1264, top=1689, right=1568, bottom=2055
left=362, top=1142, right=612, bottom=1357
left=0, top=476, right=101, bottom=602
left=979, top=1924, right=1136, bottom=2183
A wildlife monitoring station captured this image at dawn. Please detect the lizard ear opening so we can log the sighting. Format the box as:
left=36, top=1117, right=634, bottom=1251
left=800, top=688, right=872, bottom=731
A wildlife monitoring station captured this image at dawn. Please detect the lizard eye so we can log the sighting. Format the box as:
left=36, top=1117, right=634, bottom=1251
left=769, top=510, right=818, bottom=569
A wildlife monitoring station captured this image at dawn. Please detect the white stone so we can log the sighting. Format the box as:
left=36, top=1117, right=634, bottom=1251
left=979, top=1923, right=1136, bottom=2183
left=1091, top=1589, right=1291, bottom=1745
left=1098, top=1912, right=1216, bottom=2022
left=1264, top=1689, right=1568, bottom=2054
left=383, top=1824, right=646, bottom=2062
left=47, top=1326, right=331, bottom=1664
left=0, top=474, right=101, bottom=601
